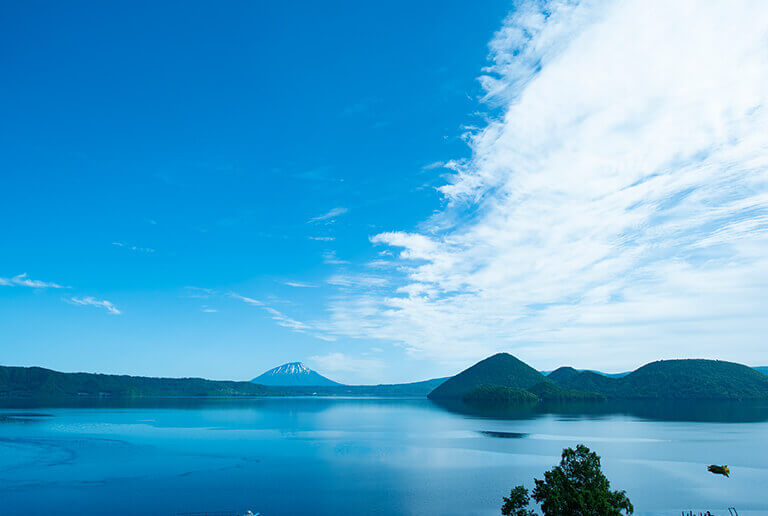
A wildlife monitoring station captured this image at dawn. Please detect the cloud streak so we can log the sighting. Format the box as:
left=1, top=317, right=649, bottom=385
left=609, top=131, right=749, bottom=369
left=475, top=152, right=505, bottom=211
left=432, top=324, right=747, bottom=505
left=68, top=296, right=122, bottom=315
left=191, top=287, right=331, bottom=340
left=320, top=0, right=768, bottom=370
left=309, top=207, right=348, bottom=223
left=309, top=352, right=384, bottom=375
left=112, top=242, right=155, bottom=253
left=283, top=281, right=317, bottom=288
left=0, top=273, right=67, bottom=289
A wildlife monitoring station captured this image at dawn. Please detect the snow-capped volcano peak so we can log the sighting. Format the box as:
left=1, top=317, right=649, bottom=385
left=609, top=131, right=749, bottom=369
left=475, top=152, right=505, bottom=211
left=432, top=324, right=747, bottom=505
left=266, top=362, right=311, bottom=376
left=251, top=361, right=341, bottom=386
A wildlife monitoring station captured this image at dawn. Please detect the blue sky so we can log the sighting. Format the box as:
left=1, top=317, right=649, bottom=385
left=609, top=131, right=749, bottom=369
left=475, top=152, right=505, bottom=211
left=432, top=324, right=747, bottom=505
left=3, top=0, right=768, bottom=383
left=1, top=0, right=510, bottom=382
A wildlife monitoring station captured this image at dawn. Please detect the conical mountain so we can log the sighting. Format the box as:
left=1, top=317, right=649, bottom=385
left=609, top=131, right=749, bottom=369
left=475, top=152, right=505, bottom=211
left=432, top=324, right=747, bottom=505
left=428, top=353, right=545, bottom=399
left=251, top=362, right=342, bottom=386
left=546, top=366, right=580, bottom=384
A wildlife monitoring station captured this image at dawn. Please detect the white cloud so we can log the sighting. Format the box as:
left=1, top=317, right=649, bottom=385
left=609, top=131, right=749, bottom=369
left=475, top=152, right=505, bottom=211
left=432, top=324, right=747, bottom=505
left=327, top=274, right=388, bottom=289
left=0, top=273, right=67, bottom=289
left=322, top=250, right=349, bottom=265
left=201, top=306, right=218, bottom=313
left=112, top=242, right=155, bottom=253
left=320, top=0, right=768, bottom=370
left=228, top=292, right=262, bottom=306
left=309, top=352, right=385, bottom=375
left=309, top=236, right=336, bottom=241
left=264, top=306, right=311, bottom=331
left=422, top=161, right=446, bottom=170
left=283, top=281, right=317, bottom=288
left=227, top=289, right=333, bottom=339
left=309, top=207, right=348, bottom=223
left=68, top=296, right=122, bottom=315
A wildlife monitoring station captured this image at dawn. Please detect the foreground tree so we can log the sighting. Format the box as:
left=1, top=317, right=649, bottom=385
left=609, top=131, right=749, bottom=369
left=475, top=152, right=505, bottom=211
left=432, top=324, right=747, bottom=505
left=501, top=485, right=536, bottom=516
left=502, top=445, right=633, bottom=515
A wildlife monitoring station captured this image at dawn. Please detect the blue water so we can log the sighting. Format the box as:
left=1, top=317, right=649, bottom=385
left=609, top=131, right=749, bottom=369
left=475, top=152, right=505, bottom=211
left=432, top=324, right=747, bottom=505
left=1, top=398, right=767, bottom=515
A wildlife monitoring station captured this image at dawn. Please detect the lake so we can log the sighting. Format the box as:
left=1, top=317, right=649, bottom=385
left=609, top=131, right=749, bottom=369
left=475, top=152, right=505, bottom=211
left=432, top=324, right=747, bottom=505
left=1, top=397, right=767, bottom=515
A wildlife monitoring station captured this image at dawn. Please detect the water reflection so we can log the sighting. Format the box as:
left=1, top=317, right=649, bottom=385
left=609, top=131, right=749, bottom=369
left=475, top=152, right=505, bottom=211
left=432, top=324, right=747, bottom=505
left=2, top=396, right=768, bottom=423
left=429, top=398, right=768, bottom=423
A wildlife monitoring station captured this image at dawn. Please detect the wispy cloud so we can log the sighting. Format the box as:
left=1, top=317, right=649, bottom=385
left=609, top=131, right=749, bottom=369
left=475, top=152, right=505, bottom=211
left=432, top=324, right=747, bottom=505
left=327, top=274, right=388, bottom=289
left=422, top=161, right=446, bottom=170
left=309, top=207, right=348, bottom=223
left=0, top=273, right=67, bottom=289
left=283, top=281, right=317, bottom=288
left=227, top=292, right=262, bottom=306
left=263, top=306, right=311, bottom=330
left=200, top=288, right=332, bottom=340
left=67, top=296, right=121, bottom=315
left=309, top=352, right=384, bottom=375
left=112, top=242, right=155, bottom=253
left=320, top=0, right=768, bottom=369
left=201, top=306, right=218, bottom=313
left=182, top=286, right=216, bottom=298
left=322, top=250, right=349, bottom=265
left=309, top=236, right=336, bottom=241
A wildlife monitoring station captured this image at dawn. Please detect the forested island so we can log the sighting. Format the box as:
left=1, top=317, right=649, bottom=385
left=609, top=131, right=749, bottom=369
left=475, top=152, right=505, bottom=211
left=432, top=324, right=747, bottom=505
left=2, top=353, right=767, bottom=402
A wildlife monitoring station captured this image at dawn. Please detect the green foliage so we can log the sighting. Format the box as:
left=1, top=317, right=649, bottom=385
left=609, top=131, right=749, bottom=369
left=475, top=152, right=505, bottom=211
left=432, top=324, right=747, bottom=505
left=554, top=360, right=768, bottom=400
left=545, top=367, right=581, bottom=385
left=501, top=485, right=536, bottom=516
left=0, top=366, right=276, bottom=398
left=463, top=385, right=538, bottom=405
left=526, top=381, right=605, bottom=402
left=428, top=353, right=545, bottom=399
left=503, top=445, right=633, bottom=516
left=0, top=365, right=449, bottom=399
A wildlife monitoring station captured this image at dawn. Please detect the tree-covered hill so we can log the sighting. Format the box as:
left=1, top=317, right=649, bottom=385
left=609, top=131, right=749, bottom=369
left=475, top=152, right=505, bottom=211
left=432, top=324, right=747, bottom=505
left=546, top=367, right=580, bottom=384
left=462, top=385, right=539, bottom=404
left=0, top=365, right=448, bottom=399
left=551, top=359, right=768, bottom=400
left=526, top=380, right=605, bottom=402
left=428, top=353, right=545, bottom=400
left=0, top=365, right=276, bottom=398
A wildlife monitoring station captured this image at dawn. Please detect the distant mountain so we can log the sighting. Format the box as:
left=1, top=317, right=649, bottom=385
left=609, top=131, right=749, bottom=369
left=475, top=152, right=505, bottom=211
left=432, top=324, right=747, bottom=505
left=251, top=362, right=341, bottom=387
left=550, top=369, right=616, bottom=394
left=277, top=377, right=450, bottom=397
left=0, top=365, right=275, bottom=398
left=545, top=366, right=768, bottom=379
left=526, top=380, right=606, bottom=402
left=546, top=366, right=581, bottom=384
left=428, top=353, right=544, bottom=400
left=0, top=364, right=446, bottom=399
left=542, top=368, right=629, bottom=378
left=552, top=359, right=768, bottom=400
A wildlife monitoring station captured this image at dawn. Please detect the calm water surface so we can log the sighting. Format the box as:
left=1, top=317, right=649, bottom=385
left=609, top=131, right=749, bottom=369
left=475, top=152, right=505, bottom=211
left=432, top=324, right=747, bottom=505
left=1, top=398, right=767, bottom=515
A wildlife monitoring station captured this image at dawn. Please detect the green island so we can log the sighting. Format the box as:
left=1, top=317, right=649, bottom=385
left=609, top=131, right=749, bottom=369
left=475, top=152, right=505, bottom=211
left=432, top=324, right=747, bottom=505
left=2, top=353, right=767, bottom=402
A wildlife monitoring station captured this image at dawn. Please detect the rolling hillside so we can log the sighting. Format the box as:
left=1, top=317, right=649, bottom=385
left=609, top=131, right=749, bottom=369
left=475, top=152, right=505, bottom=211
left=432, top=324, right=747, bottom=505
left=428, top=353, right=545, bottom=399
left=551, top=359, right=768, bottom=400
left=0, top=366, right=275, bottom=398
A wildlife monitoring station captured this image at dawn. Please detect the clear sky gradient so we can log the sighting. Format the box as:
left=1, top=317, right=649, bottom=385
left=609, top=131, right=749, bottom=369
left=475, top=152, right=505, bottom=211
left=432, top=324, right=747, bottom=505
left=3, top=0, right=767, bottom=383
